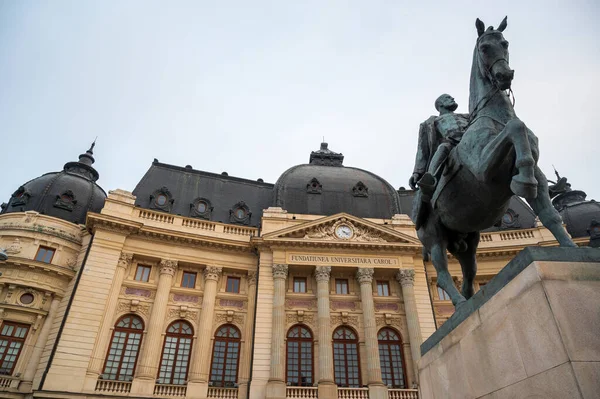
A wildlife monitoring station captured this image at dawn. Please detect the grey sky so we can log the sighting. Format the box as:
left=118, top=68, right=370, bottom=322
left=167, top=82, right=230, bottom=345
left=1, top=1, right=598, bottom=208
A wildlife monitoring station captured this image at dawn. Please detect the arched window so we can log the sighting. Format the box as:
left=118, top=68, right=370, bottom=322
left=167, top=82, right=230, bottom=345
left=286, top=325, right=313, bottom=386
left=210, top=325, right=241, bottom=387
left=378, top=328, right=406, bottom=388
left=157, top=321, right=194, bottom=385
left=332, top=327, right=361, bottom=387
left=0, top=322, right=29, bottom=375
left=102, top=315, right=144, bottom=381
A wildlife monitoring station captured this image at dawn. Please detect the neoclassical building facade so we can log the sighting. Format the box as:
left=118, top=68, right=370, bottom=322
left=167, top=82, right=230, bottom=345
left=0, top=143, right=595, bottom=399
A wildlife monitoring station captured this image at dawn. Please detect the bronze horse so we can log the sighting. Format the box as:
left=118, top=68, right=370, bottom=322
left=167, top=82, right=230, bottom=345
left=414, top=17, right=576, bottom=308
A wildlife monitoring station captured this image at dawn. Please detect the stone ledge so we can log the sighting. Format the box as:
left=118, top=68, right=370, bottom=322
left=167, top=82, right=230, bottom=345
left=421, top=246, right=600, bottom=356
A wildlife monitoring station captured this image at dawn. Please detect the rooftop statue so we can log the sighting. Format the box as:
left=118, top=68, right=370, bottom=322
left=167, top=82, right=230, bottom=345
left=410, top=17, right=576, bottom=309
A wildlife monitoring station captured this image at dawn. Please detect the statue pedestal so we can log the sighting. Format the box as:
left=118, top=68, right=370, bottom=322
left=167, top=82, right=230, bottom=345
left=418, top=247, right=600, bottom=399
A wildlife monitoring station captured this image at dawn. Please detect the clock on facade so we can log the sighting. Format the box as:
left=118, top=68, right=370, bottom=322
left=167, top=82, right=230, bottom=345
left=335, top=224, right=353, bottom=239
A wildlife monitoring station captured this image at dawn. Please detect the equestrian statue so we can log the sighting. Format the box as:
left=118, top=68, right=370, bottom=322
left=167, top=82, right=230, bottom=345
left=409, top=16, right=576, bottom=309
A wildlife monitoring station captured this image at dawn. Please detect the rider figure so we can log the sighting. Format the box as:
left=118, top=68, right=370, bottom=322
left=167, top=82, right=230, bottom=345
left=410, top=94, right=468, bottom=202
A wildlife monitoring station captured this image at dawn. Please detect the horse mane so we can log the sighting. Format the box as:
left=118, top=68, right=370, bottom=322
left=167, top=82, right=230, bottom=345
left=468, top=40, right=485, bottom=114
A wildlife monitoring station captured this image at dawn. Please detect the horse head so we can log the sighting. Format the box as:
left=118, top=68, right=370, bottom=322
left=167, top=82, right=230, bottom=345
left=475, top=17, right=513, bottom=91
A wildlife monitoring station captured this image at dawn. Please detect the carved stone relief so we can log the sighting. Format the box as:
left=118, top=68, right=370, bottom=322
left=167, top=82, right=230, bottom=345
left=215, top=312, right=244, bottom=327
left=302, top=218, right=386, bottom=242
left=330, top=314, right=360, bottom=328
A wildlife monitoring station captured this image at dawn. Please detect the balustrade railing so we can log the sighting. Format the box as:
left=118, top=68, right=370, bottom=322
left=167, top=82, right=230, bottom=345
left=388, top=389, right=419, bottom=399
left=207, top=387, right=239, bottom=399
left=223, top=225, right=255, bottom=236
left=0, top=376, right=14, bottom=389
left=499, top=230, right=535, bottom=241
left=139, top=209, right=175, bottom=224
left=94, top=379, right=132, bottom=394
left=286, top=386, right=318, bottom=398
left=153, top=383, right=187, bottom=397
left=338, top=387, right=369, bottom=399
left=136, top=209, right=256, bottom=238
left=182, top=218, right=216, bottom=231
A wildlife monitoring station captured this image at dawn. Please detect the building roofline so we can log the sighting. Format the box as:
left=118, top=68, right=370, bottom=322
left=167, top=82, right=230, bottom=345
left=151, top=160, right=275, bottom=188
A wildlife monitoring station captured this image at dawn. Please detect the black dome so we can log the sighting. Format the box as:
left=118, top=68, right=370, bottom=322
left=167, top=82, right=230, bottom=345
left=550, top=175, right=600, bottom=239
left=273, top=143, right=401, bottom=219
left=1, top=143, right=107, bottom=224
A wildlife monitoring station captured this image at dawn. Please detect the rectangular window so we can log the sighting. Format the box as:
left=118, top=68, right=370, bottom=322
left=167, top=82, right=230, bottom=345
left=181, top=272, right=197, bottom=289
left=135, top=265, right=151, bottom=282
left=34, top=246, right=55, bottom=264
left=226, top=277, right=240, bottom=293
left=437, top=286, right=451, bottom=301
left=293, top=277, right=307, bottom=293
left=335, top=279, right=349, bottom=295
left=0, top=322, right=29, bottom=375
left=377, top=281, right=390, bottom=296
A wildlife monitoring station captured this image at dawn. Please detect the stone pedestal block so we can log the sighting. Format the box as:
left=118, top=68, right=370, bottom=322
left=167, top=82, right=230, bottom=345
left=265, top=380, right=286, bottom=399
left=418, top=247, right=600, bottom=399
left=186, top=381, right=209, bottom=399
left=317, top=381, right=338, bottom=399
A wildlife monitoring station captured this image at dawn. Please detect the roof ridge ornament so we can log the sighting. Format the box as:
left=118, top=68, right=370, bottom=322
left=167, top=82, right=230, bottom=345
left=309, top=142, right=344, bottom=166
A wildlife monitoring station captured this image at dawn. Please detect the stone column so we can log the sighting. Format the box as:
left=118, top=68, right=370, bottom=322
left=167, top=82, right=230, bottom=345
left=356, top=268, right=387, bottom=399
left=237, top=270, right=257, bottom=399
left=396, top=269, right=422, bottom=384
left=83, top=252, right=132, bottom=391
left=131, top=259, right=177, bottom=395
left=19, top=297, right=61, bottom=392
left=266, top=264, right=288, bottom=399
left=187, top=266, right=222, bottom=399
left=314, top=266, right=336, bottom=399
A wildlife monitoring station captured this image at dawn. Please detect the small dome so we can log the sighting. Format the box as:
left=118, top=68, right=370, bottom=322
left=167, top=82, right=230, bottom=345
left=273, top=143, right=401, bottom=218
left=1, top=143, right=107, bottom=224
left=549, top=174, right=600, bottom=239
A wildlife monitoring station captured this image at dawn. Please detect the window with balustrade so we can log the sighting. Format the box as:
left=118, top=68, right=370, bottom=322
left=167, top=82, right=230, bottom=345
left=157, top=320, right=194, bottom=385
left=286, top=325, right=313, bottom=386
left=209, top=325, right=241, bottom=387
left=102, top=315, right=144, bottom=381
left=378, top=328, right=406, bottom=388
left=0, top=322, right=29, bottom=375
left=332, top=326, right=361, bottom=387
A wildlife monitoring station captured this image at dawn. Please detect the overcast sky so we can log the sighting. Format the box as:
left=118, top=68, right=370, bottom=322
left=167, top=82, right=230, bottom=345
left=1, top=1, right=598, bottom=209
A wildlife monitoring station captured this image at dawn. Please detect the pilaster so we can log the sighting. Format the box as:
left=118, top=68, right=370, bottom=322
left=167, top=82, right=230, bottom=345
left=238, top=270, right=258, bottom=399
left=314, top=266, right=337, bottom=399
left=396, top=268, right=422, bottom=384
left=266, top=264, right=288, bottom=399
left=356, top=268, right=386, bottom=399
left=131, top=259, right=177, bottom=395
left=19, top=297, right=61, bottom=393
left=187, top=266, right=222, bottom=399
left=83, top=252, right=133, bottom=391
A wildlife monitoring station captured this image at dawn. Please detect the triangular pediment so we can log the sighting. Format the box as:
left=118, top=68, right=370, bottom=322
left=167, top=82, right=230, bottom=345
left=262, top=213, right=420, bottom=245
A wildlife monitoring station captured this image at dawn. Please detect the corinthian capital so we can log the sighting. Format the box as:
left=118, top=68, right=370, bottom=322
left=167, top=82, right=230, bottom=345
left=117, top=252, right=133, bottom=269
left=272, top=264, right=288, bottom=280
left=314, top=266, right=331, bottom=282
left=204, top=266, right=223, bottom=281
left=356, top=267, right=374, bottom=284
left=160, top=259, right=178, bottom=276
left=396, top=269, right=415, bottom=286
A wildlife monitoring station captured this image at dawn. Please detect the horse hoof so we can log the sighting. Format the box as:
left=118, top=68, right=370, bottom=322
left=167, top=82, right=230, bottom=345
left=511, top=177, right=538, bottom=199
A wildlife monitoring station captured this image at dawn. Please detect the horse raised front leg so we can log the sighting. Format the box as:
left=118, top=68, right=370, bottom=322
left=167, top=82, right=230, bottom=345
left=527, top=167, right=577, bottom=247
left=478, top=118, right=538, bottom=199
left=431, top=243, right=466, bottom=308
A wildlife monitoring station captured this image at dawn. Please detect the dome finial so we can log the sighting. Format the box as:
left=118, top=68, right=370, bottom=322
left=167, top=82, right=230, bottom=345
left=309, top=141, right=343, bottom=166
left=78, top=139, right=96, bottom=166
